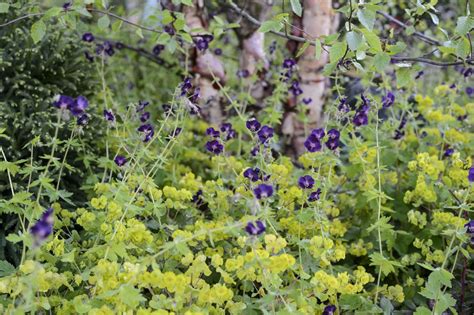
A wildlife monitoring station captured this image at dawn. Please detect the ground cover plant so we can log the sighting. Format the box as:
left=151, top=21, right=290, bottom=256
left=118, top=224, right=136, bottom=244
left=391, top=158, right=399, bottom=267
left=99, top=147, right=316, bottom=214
left=0, top=0, right=473, bottom=314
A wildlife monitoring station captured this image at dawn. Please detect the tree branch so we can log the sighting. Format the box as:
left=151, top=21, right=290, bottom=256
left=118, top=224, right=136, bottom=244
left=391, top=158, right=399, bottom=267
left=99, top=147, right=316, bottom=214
left=376, top=10, right=441, bottom=46
left=391, top=55, right=474, bottom=66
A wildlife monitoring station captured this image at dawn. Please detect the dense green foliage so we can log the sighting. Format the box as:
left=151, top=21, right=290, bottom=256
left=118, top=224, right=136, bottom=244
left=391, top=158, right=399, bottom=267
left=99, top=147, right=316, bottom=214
left=0, top=0, right=473, bottom=314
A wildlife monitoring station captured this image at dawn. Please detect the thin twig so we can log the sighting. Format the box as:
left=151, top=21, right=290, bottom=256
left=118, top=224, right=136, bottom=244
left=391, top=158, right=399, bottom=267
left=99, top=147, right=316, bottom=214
left=376, top=10, right=441, bottom=46
left=391, top=55, right=474, bottom=66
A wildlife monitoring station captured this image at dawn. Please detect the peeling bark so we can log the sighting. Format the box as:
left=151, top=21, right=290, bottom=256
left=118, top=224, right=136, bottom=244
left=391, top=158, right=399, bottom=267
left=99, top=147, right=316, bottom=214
left=283, top=0, right=335, bottom=156
left=184, top=1, right=226, bottom=125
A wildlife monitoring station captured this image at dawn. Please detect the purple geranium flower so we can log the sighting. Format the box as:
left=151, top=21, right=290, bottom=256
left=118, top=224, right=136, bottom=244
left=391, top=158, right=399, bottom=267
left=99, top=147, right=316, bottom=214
left=382, top=91, right=395, bottom=108
left=180, top=77, right=193, bottom=96
left=245, top=220, right=266, bottom=235
left=469, top=167, right=474, bottom=183
left=289, top=80, right=303, bottom=96
left=244, top=167, right=260, bottom=182
left=237, top=69, right=250, bottom=78
left=311, top=128, right=325, bottom=140
left=444, top=148, right=454, bottom=157
left=140, top=112, right=150, bottom=123
left=302, top=97, right=312, bottom=105
left=246, top=118, right=261, bottom=132
left=205, top=140, right=223, bottom=154
left=304, top=134, right=322, bottom=152
left=353, top=111, right=368, bottom=126
left=466, top=87, right=473, bottom=97
left=104, top=109, right=115, bottom=122
left=220, top=123, right=232, bottom=133
left=323, top=305, right=337, bottom=315
left=77, top=113, right=89, bottom=126
left=308, top=188, right=322, bottom=202
left=195, top=38, right=208, bottom=51
left=137, top=100, right=150, bottom=112
left=298, top=175, right=315, bottom=189
left=214, top=48, right=222, bottom=55
left=206, top=127, right=220, bottom=138
left=53, top=95, right=74, bottom=109
left=82, top=32, right=94, bottom=42
left=282, top=58, right=296, bottom=68
left=253, top=183, right=273, bottom=199
left=30, top=208, right=54, bottom=245
left=138, top=123, right=155, bottom=142
left=69, top=96, right=89, bottom=116
left=114, top=155, right=127, bottom=167
left=257, top=125, right=274, bottom=143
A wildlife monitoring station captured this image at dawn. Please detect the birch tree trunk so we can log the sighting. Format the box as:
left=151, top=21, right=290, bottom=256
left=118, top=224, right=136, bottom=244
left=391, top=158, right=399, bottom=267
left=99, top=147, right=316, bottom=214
left=184, top=1, right=226, bottom=125
left=283, top=0, right=335, bottom=156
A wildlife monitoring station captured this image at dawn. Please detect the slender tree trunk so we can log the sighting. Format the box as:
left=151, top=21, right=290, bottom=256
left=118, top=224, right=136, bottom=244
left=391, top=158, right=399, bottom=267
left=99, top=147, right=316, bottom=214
left=283, top=0, right=335, bottom=156
left=184, top=1, right=226, bottom=125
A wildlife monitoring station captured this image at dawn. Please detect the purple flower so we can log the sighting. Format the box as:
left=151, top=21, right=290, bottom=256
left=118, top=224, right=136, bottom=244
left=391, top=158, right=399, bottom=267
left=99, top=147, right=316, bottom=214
left=361, top=93, right=370, bottom=107
left=53, top=95, right=74, bottom=109
left=205, top=140, right=223, bottom=154
left=444, top=148, right=454, bottom=157
left=353, top=111, right=368, bottom=126
left=469, top=167, right=474, bottom=183
left=77, top=113, right=89, bottom=126
left=308, top=188, right=321, bottom=202
left=464, top=68, right=473, bottom=78
left=180, top=77, right=193, bottom=96
left=253, top=183, right=274, bottom=199
left=289, top=80, right=303, bottom=96
left=283, top=58, right=296, bottom=68
left=325, top=138, right=340, bottom=150
left=338, top=96, right=350, bottom=113
left=257, top=125, right=274, bottom=143
left=103, top=41, right=115, bottom=56
left=246, top=118, right=261, bottom=132
left=214, top=48, right=222, bottom=55
left=302, top=97, right=312, bottom=105
left=206, top=127, right=220, bottom=138
left=245, top=220, right=266, bottom=235
left=304, top=135, right=322, bottom=152
left=465, top=220, right=474, bottom=234
left=114, top=155, right=127, bottom=167
left=69, top=96, right=89, bottom=116
left=466, top=87, right=473, bottom=97
left=327, top=129, right=340, bottom=140
left=62, top=2, right=72, bottom=10
left=250, top=145, right=259, bottom=156
left=298, top=175, right=315, bottom=189
left=104, top=109, right=115, bottom=122
left=226, top=129, right=237, bottom=140
left=30, top=208, right=54, bottom=245
left=140, top=111, right=150, bottom=122
left=382, top=91, right=395, bottom=108
left=311, top=128, right=325, bottom=140
left=138, top=124, right=155, bottom=142
left=137, top=100, right=150, bottom=112
left=220, top=123, right=232, bottom=133
left=195, top=38, right=209, bottom=51
left=237, top=69, right=250, bottom=78
left=244, top=167, right=260, bottom=182
left=153, top=44, right=165, bottom=55
left=323, top=305, right=337, bottom=315
left=82, top=32, right=95, bottom=42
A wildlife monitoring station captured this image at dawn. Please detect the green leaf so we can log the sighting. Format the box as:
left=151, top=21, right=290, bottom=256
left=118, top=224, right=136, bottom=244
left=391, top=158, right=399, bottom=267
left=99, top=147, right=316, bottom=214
left=290, top=0, right=302, bottom=17
left=361, top=28, right=382, bottom=52
left=314, top=39, right=322, bottom=60
left=396, top=68, right=411, bottom=88
left=6, top=233, right=22, bottom=244
left=346, top=31, right=363, bottom=51
left=0, top=2, right=9, bottom=13
left=258, top=20, right=282, bottom=33
left=373, top=52, right=390, bottom=72
left=329, top=41, right=347, bottom=63
left=98, top=15, right=110, bottom=29
left=43, top=7, right=62, bottom=19
left=414, top=307, right=432, bottom=315
left=296, top=41, right=310, bottom=57
left=357, top=9, right=376, bottom=30
left=135, top=28, right=144, bottom=39
left=0, top=260, right=15, bottom=277
left=31, top=20, right=46, bottom=44
left=369, top=253, right=402, bottom=276
left=455, top=16, right=474, bottom=35
left=456, top=37, right=471, bottom=58
left=118, top=285, right=146, bottom=308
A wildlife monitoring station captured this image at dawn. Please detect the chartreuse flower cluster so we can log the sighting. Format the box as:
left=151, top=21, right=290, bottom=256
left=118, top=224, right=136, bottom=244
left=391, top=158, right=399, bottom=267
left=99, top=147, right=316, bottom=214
left=1, top=49, right=474, bottom=315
